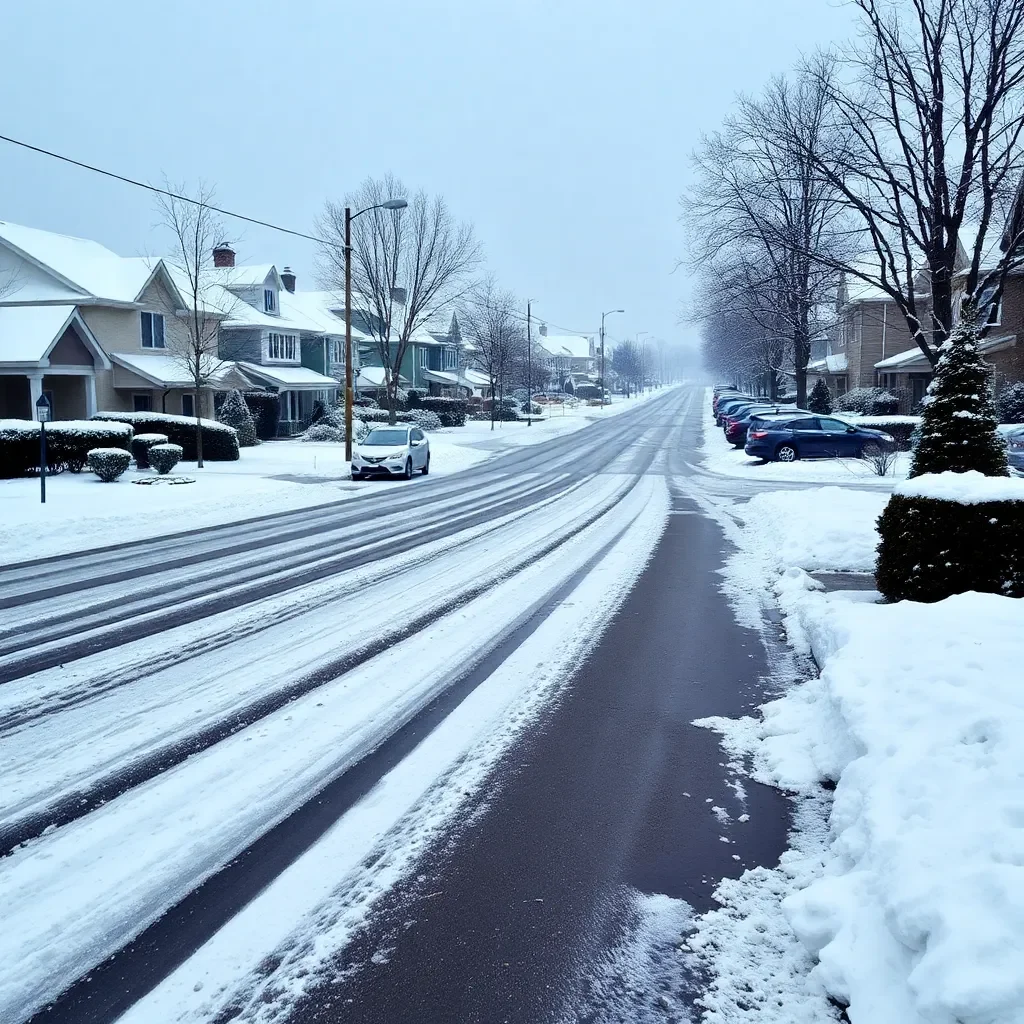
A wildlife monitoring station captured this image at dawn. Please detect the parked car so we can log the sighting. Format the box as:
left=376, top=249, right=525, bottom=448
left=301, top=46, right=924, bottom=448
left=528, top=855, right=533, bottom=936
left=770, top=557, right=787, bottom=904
left=720, top=400, right=794, bottom=434
left=351, top=425, right=430, bottom=480
left=726, top=406, right=803, bottom=447
left=1003, top=426, right=1024, bottom=473
left=745, top=415, right=895, bottom=462
left=715, top=396, right=757, bottom=425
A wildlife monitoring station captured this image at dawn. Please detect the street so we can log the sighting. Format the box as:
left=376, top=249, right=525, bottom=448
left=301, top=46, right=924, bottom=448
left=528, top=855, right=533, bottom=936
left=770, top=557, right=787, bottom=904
left=1, top=387, right=794, bottom=1024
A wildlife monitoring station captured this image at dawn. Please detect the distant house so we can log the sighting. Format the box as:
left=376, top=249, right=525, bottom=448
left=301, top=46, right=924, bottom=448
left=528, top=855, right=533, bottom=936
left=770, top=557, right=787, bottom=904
left=535, top=327, right=595, bottom=384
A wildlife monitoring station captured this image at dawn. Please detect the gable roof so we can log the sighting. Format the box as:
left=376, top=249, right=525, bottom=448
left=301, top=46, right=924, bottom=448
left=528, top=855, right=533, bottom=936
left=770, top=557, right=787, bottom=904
left=0, top=304, right=110, bottom=367
left=209, top=265, right=281, bottom=290
left=537, top=334, right=592, bottom=359
left=0, top=220, right=156, bottom=304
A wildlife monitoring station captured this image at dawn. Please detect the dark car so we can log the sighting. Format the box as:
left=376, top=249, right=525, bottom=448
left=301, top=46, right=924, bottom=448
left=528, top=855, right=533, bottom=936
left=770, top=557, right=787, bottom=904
left=726, top=407, right=803, bottom=447
left=745, top=415, right=895, bottom=462
left=715, top=396, right=757, bottom=425
left=720, top=400, right=793, bottom=434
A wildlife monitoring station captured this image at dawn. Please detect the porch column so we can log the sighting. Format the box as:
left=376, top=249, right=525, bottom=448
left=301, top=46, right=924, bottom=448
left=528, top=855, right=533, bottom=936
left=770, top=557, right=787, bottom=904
left=85, top=374, right=97, bottom=418
left=27, top=373, right=43, bottom=417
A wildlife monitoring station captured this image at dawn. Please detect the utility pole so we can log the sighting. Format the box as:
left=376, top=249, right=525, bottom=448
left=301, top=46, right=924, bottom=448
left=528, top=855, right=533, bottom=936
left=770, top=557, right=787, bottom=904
left=600, top=308, right=624, bottom=407
left=526, top=300, right=533, bottom=426
left=344, top=206, right=354, bottom=463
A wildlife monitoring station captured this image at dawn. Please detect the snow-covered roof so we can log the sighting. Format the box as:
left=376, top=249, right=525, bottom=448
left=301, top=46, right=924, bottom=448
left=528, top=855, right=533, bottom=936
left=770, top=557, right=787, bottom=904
left=111, top=352, right=239, bottom=388
left=280, top=290, right=369, bottom=339
left=0, top=220, right=156, bottom=304
left=808, top=353, right=848, bottom=373
left=209, top=264, right=279, bottom=289
left=462, top=368, right=491, bottom=387
left=537, top=334, right=592, bottom=359
left=354, top=366, right=411, bottom=389
left=876, top=333, right=1016, bottom=371
left=236, top=362, right=339, bottom=390
left=0, top=304, right=80, bottom=362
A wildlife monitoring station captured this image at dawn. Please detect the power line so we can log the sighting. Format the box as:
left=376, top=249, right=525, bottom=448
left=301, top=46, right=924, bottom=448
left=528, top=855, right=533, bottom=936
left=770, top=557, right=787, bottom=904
left=0, top=131, right=598, bottom=336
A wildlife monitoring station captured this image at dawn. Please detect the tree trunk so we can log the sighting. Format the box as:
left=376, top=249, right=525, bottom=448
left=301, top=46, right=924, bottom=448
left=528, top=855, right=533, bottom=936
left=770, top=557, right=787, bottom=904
left=387, top=369, right=399, bottom=426
left=194, top=383, right=204, bottom=469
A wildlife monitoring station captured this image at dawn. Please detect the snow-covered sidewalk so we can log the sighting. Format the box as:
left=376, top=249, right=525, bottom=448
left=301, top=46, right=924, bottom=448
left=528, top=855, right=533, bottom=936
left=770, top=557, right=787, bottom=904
left=0, top=390, right=671, bottom=563
left=690, top=484, right=1024, bottom=1024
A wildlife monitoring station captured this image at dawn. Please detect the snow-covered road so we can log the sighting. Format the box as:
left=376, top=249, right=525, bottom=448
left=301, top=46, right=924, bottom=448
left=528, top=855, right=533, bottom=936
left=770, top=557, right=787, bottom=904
left=0, top=388, right=688, bottom=1024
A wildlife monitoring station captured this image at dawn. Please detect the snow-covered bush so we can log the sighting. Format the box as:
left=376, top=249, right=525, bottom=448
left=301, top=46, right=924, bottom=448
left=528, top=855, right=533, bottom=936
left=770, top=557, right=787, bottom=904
left=131, top=433, right=168, bottom=469
left=354, top=395, right=379, bottom=409
left=87, top=447, right=131, bottom=482
left=877, top=473, right=1024, bottom=601
left=355, top=408, right=412, bottom=424
left=0, top=419, right=132, bottom=478
left=93, top=411, right=239, bottom=462
left=407, top=409, right=442, bottom=431
left=520, top=401, right=542, bottom=416
left=217, top=389, right=258, bottom=447
left=836, top=386, right=899, bottom=415
left=807, top=378, right=833, bottom=414
left=998, top=380, right=1024, bottom=423
left=149, top=443, right=183, bottom=475
left=301, top=424, right=346, bottom=443
left=416, top=396, right=467, bottom=427
left=238, top=391, right=279, bottom=440
left=851, top=415, right=920, bottom=451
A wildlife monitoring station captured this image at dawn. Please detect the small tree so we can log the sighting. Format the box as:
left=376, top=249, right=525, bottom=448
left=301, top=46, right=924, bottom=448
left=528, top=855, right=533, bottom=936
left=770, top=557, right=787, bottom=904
left=218, top=389, right=258, bottom=447
left=998, top=381, right=1024, bottom=424
left=807, top=379, right=833, bottom=414
left=909, top=304, right=1008, bottom=478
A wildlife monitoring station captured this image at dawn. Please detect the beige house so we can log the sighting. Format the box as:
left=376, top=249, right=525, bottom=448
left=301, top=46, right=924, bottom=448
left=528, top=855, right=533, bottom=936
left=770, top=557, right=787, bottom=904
left=0, top=221, right=248, bottom=420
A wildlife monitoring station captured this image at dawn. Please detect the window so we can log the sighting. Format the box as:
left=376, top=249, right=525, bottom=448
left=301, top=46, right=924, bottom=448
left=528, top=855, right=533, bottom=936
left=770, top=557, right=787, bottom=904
left=412, top=428, right=425, bottom=442
left=267, top=332, right=298, bottom=360
left=789, top=418, right=820, bottom=431
left=182, top=393, right=195, bottom=418
left=133, top=393, right=152, bottom=412
left=141, top=312, right=166, bottom=349
left=264, top=288, right=276, bottom=313
left=978, top=282, right=1002, bottom=326
left=819, top=418, right=851, bottom=432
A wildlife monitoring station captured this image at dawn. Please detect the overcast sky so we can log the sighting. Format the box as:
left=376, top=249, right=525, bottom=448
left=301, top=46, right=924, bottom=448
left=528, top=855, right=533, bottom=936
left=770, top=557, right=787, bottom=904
left=0, top=0, right=855, bottom=350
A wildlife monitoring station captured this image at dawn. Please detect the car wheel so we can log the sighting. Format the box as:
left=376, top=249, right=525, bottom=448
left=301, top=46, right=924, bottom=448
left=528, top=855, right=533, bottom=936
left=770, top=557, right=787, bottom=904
left=422, top=454, right=430, bottom=476
left=403, top=458, right=413, bottom=480
left=775, top=444, right=799, bottom=463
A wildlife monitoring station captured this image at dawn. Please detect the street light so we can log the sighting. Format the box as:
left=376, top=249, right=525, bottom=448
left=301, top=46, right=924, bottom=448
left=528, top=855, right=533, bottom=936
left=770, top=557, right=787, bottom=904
left=526, top=300, right=536, bottom=426
left=344, top=198, right=409, bottom=463
left=35, top=393, right=51, bottom=504
left=599, top=309, right=624, bottom=406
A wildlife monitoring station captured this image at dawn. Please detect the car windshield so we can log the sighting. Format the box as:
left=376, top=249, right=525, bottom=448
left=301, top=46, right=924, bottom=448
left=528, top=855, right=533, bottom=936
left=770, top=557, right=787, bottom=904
left=362, top=429, right=409, bottom=447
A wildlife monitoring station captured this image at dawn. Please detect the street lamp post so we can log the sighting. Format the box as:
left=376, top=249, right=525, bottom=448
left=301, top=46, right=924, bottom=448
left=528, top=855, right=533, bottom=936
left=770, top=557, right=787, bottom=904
left=526, top=300, right=535, bottom=426
left=344, top=198, right=408, bottom=464
left=599, top=308, right=624, bottom=406
left=35, top=393, right=51, bottom=504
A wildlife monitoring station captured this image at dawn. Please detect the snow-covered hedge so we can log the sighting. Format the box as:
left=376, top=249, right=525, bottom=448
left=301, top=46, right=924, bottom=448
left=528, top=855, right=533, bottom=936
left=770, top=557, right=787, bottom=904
left=149, top=443, right=183, bottom=475
left=877, top=471, right=1024, bottom=601
left=355, top=408, right=412, bottom=424
left=93, top=411, right=239, bottom=462
left=416, top=396, right=467, bottom=427
left=407, top=409, right=442, bottom=431
left=131, top=433, right=168, bottom=469
left=0, top=419, right=132, bottom=478
left=835, top=386, right=900, bottom=415
left=301, top=424, right=345, bottom=443
left=848, top=415, right=921, bottom=450
left=87, top=447, right=131, bottom=482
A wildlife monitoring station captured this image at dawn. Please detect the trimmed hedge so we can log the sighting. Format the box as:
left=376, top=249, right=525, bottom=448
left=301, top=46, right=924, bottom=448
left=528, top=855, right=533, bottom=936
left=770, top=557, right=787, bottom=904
left=149, top=443, right=183, bottom=475
left=302, top=424, right=345, bottom=443
left=132, top=433, right=168, bottom=469
left=851, top=416, right=921, bottom=451
left=355, top=408, right=412, bottom=424
left=241, top=391, right=281, bottom=441
left=836, top=387, right=900, bottom=416
left=88, top=447, right=131, bottom=482
left=218, top=389, right=258, bottom=447
left=876, top=493, right=1024, bottom=602
left=407, top=409, right=442, bottom=431
left=416, top=396, right=467, bottom=427
left=0, top=419, right=132, bottom=478
left=93, top=411, right=239, bottom=462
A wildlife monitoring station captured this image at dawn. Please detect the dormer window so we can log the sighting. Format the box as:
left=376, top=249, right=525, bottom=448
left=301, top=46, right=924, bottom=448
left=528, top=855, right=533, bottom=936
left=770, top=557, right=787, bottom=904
left=264, top=288, right=276, bottom=313
left=978, top=282, right=1002, bottom=326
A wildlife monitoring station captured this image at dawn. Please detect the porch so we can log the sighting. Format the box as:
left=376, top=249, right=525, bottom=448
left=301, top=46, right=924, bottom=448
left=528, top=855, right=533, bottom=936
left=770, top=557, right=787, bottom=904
left=236, top=362, right=340, bottom=436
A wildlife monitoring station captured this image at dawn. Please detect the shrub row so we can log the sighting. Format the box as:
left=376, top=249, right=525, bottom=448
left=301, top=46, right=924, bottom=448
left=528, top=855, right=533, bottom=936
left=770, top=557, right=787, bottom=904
left=0, top=420, right=132, bottom=478
left=93, top=411, right=239, bottom=461
left=851, top=416, right=921, bottom=451
left=877, top=492, right=1024, bottom=602
left=414, top=396, right=467, bottom=427
left=836, top=387, right=900, bottom=416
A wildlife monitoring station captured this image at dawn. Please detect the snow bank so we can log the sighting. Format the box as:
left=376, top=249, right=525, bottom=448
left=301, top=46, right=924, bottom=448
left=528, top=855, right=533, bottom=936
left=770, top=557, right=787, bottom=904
left=737, top=487, right=887, bottom=572
left=895, top=469, right=1024, bottom=504
left=706, top=571, right=1024, bottom=1024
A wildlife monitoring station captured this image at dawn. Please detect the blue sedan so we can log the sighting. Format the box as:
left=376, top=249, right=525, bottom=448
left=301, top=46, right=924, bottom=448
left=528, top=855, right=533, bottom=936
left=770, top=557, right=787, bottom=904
left=745, top=415, right=895, bottom=462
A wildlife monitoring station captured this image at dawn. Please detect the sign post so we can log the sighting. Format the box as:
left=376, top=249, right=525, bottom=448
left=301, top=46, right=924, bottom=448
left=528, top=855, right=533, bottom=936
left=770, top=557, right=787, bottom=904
left=36, top=394, right=51, bottom=505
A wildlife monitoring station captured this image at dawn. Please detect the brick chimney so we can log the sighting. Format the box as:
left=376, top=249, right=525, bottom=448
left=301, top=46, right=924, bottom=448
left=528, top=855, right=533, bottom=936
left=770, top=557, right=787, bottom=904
left=281, top=266, right=296, bottom=293
left=212, top=242, right=235, bottom=268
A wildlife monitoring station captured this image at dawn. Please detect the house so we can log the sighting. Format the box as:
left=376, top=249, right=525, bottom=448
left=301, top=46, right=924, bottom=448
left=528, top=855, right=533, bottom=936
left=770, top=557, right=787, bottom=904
left=206, top=246, right=343, bottom=433
left=535, top=327, right=595, bottom=384
left=0, top=220, right=248, bottom=420
left=807, top=270, right=914, bottom=400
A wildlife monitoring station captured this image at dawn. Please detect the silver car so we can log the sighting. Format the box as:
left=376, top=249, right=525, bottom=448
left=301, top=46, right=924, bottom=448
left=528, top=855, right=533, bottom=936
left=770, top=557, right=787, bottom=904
left=351, top=425, right=431, bottom=480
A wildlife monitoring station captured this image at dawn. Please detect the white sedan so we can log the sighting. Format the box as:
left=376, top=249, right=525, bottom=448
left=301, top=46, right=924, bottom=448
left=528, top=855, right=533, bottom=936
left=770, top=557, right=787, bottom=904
left=351, top=425, right=431, bottom=480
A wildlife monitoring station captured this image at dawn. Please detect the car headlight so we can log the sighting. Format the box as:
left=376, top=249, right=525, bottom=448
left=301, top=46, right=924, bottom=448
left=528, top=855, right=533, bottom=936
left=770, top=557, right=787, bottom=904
left=386, top=452, right=405, bottom=462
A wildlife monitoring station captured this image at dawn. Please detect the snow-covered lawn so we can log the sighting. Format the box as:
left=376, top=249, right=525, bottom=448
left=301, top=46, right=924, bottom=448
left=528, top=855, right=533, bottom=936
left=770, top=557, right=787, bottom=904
left=0, top=390, right=671, bottom=563
left=691, top=482, right=1024, bottom=1024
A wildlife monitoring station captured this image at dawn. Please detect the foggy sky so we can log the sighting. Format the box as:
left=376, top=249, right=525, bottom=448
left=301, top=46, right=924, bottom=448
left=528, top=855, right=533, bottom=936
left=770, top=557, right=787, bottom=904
left=0, top=0, right=855, bottom=349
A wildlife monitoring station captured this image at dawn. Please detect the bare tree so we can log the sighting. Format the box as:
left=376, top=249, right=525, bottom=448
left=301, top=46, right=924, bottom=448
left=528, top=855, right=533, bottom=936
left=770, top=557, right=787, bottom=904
left=611, top=339, right=643, bottom=395
left=157, top=182, right=226, bottom=468
left=459, top=278, right=524, bottom=429
left=686, top=69, right=847, bottom=406
left=319, top=175, right=482, bottom=424
left=801, top=0, right=1024, bottom=363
